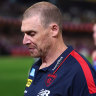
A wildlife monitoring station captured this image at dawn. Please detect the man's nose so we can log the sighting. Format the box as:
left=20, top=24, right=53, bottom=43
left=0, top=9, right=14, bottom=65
left=23, top=34, right=31, bottom=45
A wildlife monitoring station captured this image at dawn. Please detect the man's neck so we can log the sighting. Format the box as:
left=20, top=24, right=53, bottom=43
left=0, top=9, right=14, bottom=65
left=39, top=40, right=67, bottom=69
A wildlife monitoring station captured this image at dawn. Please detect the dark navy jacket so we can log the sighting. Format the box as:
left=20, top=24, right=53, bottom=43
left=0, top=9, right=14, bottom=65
left=24, top=46, right=96, bottom=96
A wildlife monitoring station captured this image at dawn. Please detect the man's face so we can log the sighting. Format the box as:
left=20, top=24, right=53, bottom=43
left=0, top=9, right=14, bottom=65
left=21, top=16, right=52, bottom=58
left=93, top=24, right=96, bottom=46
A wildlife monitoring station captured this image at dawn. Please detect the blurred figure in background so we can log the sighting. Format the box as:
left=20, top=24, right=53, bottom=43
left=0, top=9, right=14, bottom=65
left=92, top=24, right=96, bottom=70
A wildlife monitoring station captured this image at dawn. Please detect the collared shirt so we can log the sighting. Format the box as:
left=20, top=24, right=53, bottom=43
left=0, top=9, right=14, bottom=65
left=24, top=46, right=96, bottom=96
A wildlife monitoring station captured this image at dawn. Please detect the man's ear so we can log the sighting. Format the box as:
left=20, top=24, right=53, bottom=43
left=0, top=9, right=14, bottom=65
left=50, top=23, right=59, bottom=37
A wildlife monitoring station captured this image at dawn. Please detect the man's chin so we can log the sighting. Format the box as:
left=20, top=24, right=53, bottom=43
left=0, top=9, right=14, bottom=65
left=30, top=53, right=40, bottom=58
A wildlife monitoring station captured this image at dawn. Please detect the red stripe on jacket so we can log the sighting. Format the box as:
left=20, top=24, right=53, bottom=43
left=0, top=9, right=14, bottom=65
left=71, top=50, right=96, bottom=94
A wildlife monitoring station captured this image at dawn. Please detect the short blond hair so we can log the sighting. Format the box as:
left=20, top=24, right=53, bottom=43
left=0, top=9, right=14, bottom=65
left=23, top=1, right=63, bottom=31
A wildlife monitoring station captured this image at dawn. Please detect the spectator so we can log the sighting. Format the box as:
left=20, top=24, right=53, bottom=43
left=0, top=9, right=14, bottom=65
left=92, top=23, right=96, bottom=70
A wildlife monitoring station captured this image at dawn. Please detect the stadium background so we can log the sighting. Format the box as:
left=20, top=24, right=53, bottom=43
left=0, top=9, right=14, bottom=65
left=0, top=0, right=95, bottom=96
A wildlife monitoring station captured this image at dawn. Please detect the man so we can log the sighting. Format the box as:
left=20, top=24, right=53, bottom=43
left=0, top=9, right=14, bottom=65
left=21, top=1, right=96, bottom=96
left=92, top=24, right=96, bottom=70
left=93, top=24, right=96, bottom=46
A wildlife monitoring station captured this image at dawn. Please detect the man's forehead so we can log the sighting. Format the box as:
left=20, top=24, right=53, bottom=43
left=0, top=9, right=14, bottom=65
left=22, top=16, right=41, bottom=24
left=21, top=16, right=42, bottom=32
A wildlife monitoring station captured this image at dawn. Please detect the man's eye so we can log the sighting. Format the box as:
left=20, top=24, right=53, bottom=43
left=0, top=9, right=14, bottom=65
left=30, top=33, right=35, bottom=36
left=27, top=32, right=36, bottom=37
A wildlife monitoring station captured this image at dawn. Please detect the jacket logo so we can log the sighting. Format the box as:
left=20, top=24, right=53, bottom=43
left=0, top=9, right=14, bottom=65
left=26, top=79, right=32, bottom=87
left=24, top=90, right=27, bottom=94
left=37, top=89, right=50, bottom=96
left=30, top=68, right=35, bottom=77
left=45, top=74, right=57, bottom=87
left=52, top=57, right=63, bottom=71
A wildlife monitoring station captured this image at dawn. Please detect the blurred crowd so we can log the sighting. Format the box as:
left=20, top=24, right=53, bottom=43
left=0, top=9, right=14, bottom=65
left=0, top=0, right=96, bottom=23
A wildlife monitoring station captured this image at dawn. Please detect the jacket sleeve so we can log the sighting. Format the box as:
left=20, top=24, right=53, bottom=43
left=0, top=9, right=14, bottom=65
left=71, top=67, right=96, bottom=96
